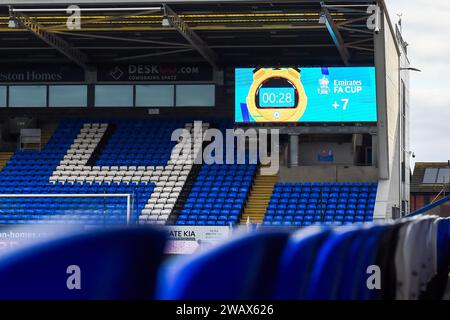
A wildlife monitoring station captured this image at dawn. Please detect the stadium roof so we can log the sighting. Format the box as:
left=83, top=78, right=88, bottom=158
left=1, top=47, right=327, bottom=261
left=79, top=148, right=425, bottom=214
left=0, top=0, right=385, bottom=67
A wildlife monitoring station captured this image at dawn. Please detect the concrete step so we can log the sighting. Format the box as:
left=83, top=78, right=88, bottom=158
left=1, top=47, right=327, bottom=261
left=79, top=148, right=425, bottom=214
left=0, top=152, right=14, bottom=172
left=240, top=168, right=278, bottom=225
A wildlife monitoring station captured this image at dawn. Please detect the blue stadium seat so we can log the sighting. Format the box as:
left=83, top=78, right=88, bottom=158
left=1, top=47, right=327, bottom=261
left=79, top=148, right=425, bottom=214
left=0, top=226, right=166, bottom=299
left=262, top=182, right=377, bottom=226
left=307, top=227, right=365, bottom=299
left=274, top=227, right=330, bottom=299
left=157, top=231, right=289, bottom=300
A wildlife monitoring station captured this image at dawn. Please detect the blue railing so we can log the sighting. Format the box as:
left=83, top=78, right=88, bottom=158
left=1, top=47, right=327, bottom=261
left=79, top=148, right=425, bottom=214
left=405, top=194, right=450, bottom=217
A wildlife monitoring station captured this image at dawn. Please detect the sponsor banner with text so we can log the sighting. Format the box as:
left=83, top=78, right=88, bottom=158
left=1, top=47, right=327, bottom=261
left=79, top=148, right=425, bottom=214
left=98, top=64, right=214, bottom=82
left=0, top=65, right=85, bottom=83
left=164, top=226, right=231, bottom=255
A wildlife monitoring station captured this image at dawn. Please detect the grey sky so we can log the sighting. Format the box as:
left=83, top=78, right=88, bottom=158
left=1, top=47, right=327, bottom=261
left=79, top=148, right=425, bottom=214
left=386, top=0, right=450, bottom=165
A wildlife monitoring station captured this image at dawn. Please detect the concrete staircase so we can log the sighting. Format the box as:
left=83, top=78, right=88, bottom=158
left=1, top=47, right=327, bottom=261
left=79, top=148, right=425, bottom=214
left=40, top=122, right=59, bottom=149
left=0, top=152, right=14, bottom=172
left=240, top=169, right=277, bottom=225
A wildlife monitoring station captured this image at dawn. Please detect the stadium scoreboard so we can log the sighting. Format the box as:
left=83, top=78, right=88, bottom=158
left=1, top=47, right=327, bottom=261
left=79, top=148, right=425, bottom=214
left=235, top=67, right=377, bottom=123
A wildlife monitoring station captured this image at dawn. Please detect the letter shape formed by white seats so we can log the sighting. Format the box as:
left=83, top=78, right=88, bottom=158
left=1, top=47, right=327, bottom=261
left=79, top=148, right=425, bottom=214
left=49, top=122, right=208, bottom=225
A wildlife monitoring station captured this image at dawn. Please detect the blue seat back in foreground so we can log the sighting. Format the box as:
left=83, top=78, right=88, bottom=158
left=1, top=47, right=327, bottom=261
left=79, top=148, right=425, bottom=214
left=0, top=226, right=166, bottom=300
left=274, top=227, right=330, bottom=299
left=437, top=219, right=450, bottom=273
left=307, top=227, right=364, bottom=300
left=336, top=224, right=385, bottom=300
left=158, top=231, right=289, bottom=300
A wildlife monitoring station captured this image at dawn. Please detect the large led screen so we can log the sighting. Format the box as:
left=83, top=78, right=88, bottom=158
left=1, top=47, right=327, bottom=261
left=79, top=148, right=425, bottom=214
left=235, top=67, right=377, bottom=123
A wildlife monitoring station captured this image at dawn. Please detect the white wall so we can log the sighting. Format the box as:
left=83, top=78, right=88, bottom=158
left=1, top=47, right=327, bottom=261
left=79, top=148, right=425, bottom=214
left=278, top=165, right=378, bottom=183
left=400, top=39, right=411, bottom=213
left=374, top=14, right=402, bottom=219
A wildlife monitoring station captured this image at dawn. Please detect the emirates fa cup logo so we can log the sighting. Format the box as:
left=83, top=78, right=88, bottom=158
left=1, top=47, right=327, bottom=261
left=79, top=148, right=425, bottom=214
left=318, top=75, right=330, bottom=95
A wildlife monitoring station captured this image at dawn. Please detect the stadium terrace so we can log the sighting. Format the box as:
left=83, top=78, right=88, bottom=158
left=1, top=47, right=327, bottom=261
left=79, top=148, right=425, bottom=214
left=0, top=0, right=448, bottom=306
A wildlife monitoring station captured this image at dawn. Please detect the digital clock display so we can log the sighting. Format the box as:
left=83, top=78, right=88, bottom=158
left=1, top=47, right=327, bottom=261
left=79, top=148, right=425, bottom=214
left=258, top=87, right=296, bottom=108
left=235, top=67, right=377, bottom=123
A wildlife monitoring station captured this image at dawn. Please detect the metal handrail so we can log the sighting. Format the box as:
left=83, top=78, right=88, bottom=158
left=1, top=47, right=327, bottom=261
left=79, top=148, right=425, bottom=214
left=405, top=193, right=450, bottom=218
